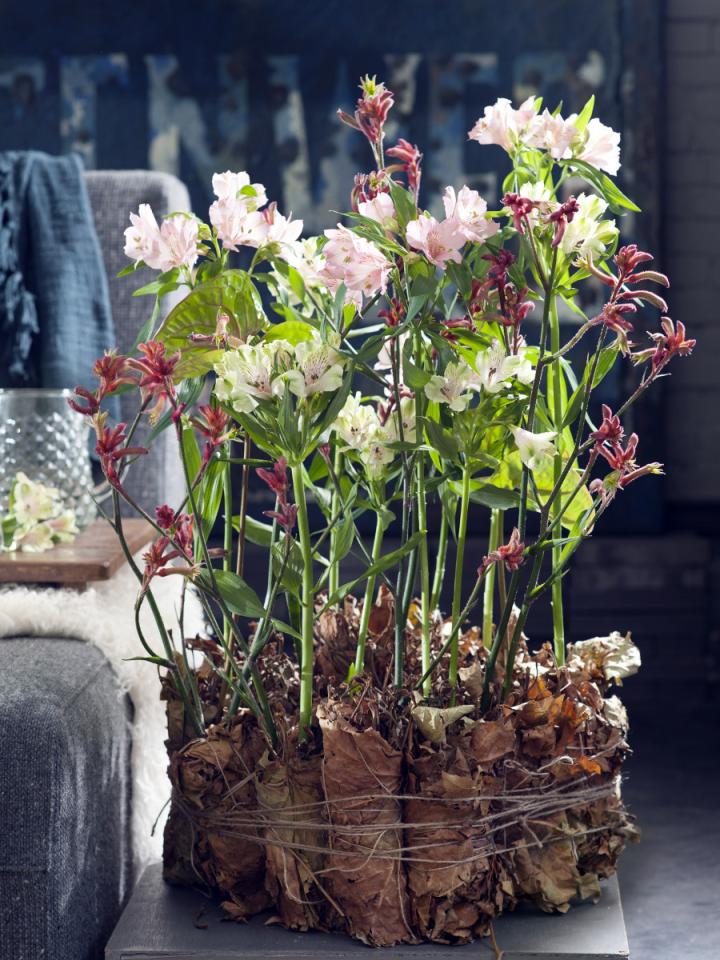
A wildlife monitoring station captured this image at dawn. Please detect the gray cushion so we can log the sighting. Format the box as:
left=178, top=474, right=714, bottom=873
left=0, top=637, right=132, bottom=960
left=84, top=170, right=191, bottom=515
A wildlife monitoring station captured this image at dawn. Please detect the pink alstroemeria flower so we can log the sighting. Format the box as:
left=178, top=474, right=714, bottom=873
left=405, top=214, right=465, bottom=268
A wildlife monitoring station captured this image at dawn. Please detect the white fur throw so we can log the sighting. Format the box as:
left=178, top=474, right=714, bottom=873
left=0, top=556, right=204, bottom=867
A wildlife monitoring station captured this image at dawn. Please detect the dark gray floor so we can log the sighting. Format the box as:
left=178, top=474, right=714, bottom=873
left=619, top=700, right=720, bottom=960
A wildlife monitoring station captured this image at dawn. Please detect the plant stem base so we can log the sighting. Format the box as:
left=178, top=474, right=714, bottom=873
left=106, top=864, right=629, bottom=959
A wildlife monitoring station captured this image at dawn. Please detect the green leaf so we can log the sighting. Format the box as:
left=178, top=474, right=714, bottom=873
left=561, top=383, right=585, bottom=429
left=1, top=515, right=17, bottom=549
left=312, top=371, right=353, bottom=441
left=131, top=267, right=180, bottom=298
left=403, top=354, right=431, bottom=391
left=401, top=337, right=430, bottom=390
left=199, top=459, right=225, bottom=536
left=468, top=483, right=519, bottom=510
left=287, top=265, right=306, bottom=302
left=332, top=514, right=355, bottom=563
left=325, top=530, right=424, bottom=606
left=270, top=619, right=302, bottom=642
left=181, top=422, right=202, bottom=486
left=573, top=94, right=595, bottom=134
left=446, top=260, right=473, bottom=301
left=273, top=538, right=303, bottom=592
left=388, top=181, right=417, bottom=230
left=198, top=569, right=266, bottom=619
left=265, top=319, right=315, bottom=345
left=155, top=270, right=264, bottom=377
left=130, top=297, right=161, bottom=353
left=124, top=655, right=174, bottom=667
left=591, top=344, right=619, bottom=388
left=117, top=260, right=143, bottom=278
left=423, top=418, right=459, bottom=461
left=564, top=159, right=640, bottom=214
left=232, top=515, right=275, bottom=547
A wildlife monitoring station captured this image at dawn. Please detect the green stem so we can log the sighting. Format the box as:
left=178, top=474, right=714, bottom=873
left=483, top=508, right=502, bottom=650
left=223, top=455, right=233, bottom=648
left=430, top=508, right=449, bottom=612
left=235, top=433, right=251, bottom=580
left=414, top=333, right=431, bottom=697
left=352, top=502, right=385, bottom=677
left=328, top=447, right=342, bottom=601
left=549, top=298, right=565, bottom=665
left=391, top=333, right=411, bottom=687
left=416, top=573, right=485, bottom=691
left=482, top=251, right=557, bottom=706
left=292, top=464, right=314, bottom=740
left=176, top=420, right=275, bottom=743
left=112, top=490, right=204, bottom=736
left=449, top=463, right=471, bottom=688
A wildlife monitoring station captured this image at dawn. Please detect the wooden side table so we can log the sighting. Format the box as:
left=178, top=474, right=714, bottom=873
left=105, top=864, right=629, bottom=959
left=0, top=518, right=153, bottom=587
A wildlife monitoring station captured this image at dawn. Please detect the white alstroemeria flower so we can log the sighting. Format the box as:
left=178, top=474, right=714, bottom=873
left=474, top=340, right=535, bottom=394
left=375, top=331, right=410, bottom=374
left=519, top=180, right=558, bottom=225
left=504, top=350, right=535, bottom=386
left=559, top=193, right=617, bottom=258
left=385, top=396, right=417, bottom=443
left=334, top=393, right=382, bottom=451
left=209, top=204, right=266, bottom=251
left=358, top=192, right=396, bottom=229
left=281, top=237, right=327, bottom=291
left=213, top=340, right=293, bottom=413
left=248, top=202, right=303, bottom=249
left=442, top=185, right=499, bottom=244
left=16, top=521, right=55, bottom=553
left=11, top=473, right=61, bottom=524
left=568, top=117, right=621, bottom=176
left=361, top=432, right=395, bottom=478
left=47, top=510, right=80, bottom=543
left=511, top=426, right=557, bottom=471
left=424, top=361, right=475, bottom=412
left=501, top=181, right=558, bottom=230
left=212, top=170, right=268, bottom=210
left=320, top=225, right=391, bottom=307
left=283, top=336, right=344, bottom=398
left=468, top=96, right=539, bottom=153
left=525, top=109, right=579, bottom=159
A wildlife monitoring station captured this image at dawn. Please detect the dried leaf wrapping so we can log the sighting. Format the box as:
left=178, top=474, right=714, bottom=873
left=170, top=718, right=271, bottom=919
left=569, top=631, right=641, bottom=682
left=256, top=751, right=333, bottom=930
left=314, top=599, right=358, bottom=684
left=405, top=746, right=488, bottom=942
left=161, top=605, right=638, bottom=945
left=318, top=703, right=415, bottom=946
left=510, top=813, right=590, bottom=913
left=411, top=704, right=474, bottom=743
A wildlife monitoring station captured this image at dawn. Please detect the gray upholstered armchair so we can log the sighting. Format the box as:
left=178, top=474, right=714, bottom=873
left=0, top=170, right=188, bottom=960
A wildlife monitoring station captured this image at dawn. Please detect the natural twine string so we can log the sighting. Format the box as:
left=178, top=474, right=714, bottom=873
left=170, top=760, right=622, bottom=870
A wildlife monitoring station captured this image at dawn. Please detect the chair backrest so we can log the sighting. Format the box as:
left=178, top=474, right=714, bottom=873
left=84, top=170, right=191, bottom=512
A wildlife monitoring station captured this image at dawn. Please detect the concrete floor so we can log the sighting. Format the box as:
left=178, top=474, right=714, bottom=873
left=619, top=700, right=720, bottom=960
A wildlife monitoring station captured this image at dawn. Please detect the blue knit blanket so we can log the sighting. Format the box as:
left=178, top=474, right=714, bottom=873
left=0, top=151, right=115, bottom=397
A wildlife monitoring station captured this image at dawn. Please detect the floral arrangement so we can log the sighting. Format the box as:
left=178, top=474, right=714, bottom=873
left=71, top=78, right=694, bottom=945
left=1, top=472, right=79, bottom=552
